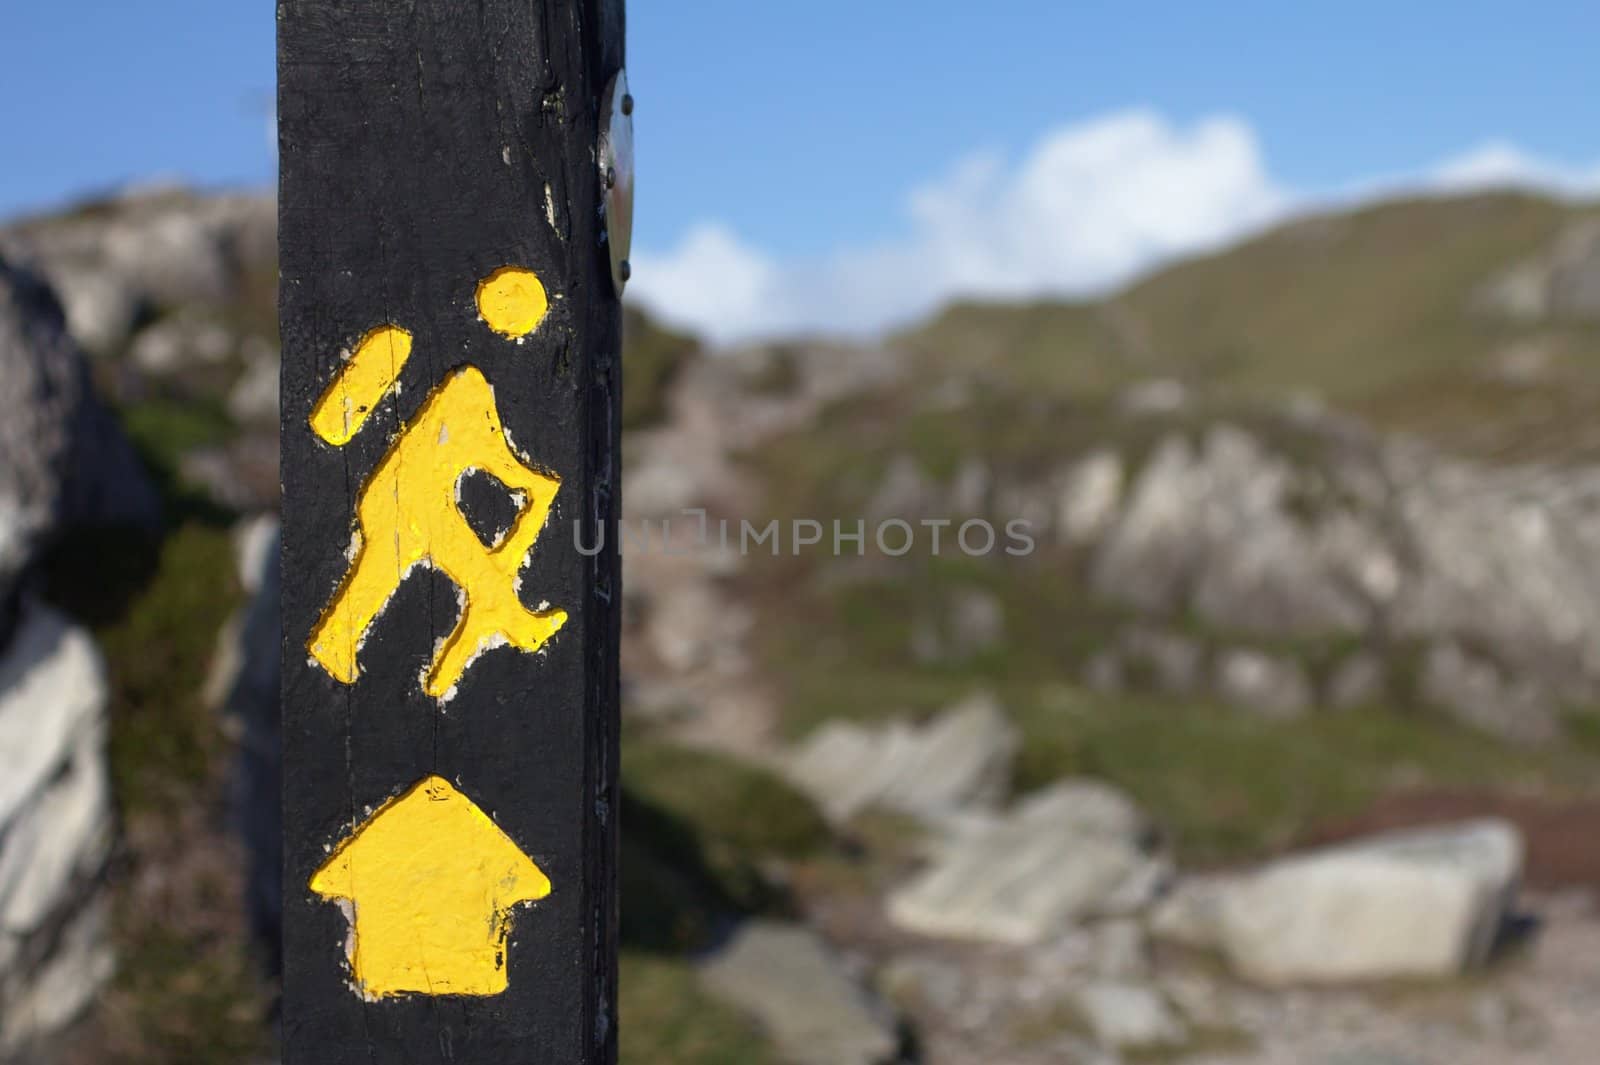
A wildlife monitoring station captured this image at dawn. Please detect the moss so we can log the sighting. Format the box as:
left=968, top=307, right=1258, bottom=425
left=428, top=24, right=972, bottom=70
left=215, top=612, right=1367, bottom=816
left=119, top=398, right=236, bottom=482
left=96, top=524, right=239, bottom=810
left=1012, top=687, right=1598, bottom=865
left=623, top=741, right=831, bottom=862
left=44, top=517, right=263, bottom=1064
left=620, top=953, right=782, bottom=1065
left=620, top=742, right=831, bottom=954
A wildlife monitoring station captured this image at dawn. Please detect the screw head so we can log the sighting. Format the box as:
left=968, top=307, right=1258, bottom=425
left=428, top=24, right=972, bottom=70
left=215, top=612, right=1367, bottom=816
left=619, top=260, right=632, bottom=283
left=621, top=93, right=634, bottom=116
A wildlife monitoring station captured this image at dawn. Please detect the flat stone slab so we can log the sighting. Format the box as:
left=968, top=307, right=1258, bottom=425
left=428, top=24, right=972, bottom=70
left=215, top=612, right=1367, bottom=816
left=1151, top=819, right=1523, bottom=986
left=698, top=920, right=898, bottom=1065
left=887, top=780, right=1169, bottom=945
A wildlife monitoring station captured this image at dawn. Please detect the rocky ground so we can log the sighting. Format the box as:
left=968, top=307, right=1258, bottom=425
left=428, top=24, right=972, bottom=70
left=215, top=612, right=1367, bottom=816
left=4, top=184, right=1600, bottom=1064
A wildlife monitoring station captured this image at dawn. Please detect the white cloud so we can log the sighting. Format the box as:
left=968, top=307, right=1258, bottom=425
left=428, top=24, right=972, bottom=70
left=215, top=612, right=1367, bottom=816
left=1425, top=140, right=1600, bottom=197
left=629, top=111, right=1600, bottom=344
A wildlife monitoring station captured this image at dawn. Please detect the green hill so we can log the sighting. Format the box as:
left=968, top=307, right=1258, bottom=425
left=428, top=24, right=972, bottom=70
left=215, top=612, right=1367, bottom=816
left=901, top=191, right=1600, bottom=460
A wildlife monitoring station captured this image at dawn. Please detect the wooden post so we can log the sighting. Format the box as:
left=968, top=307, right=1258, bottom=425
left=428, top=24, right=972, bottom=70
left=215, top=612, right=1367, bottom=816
left=277, top=2, right=623, bottom=1061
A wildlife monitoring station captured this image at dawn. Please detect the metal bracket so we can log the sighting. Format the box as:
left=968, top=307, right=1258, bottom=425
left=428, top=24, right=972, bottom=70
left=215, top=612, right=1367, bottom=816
left=598, top=70, right=634, bottom=295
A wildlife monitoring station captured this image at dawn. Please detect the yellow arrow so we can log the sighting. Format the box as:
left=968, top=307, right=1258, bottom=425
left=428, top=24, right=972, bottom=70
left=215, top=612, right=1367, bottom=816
left=310, top=775, right=551, bottom=998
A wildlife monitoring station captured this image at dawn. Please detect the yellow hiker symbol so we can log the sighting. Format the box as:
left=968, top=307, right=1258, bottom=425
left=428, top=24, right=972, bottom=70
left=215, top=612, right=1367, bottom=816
left=307, top=267, right=566, bottom=699
left=310, top=776, right=551, bottom=998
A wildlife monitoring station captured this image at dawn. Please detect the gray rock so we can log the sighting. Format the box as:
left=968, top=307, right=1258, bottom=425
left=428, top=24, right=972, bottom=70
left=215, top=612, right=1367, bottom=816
left=1074, top=408, right=1600, bottom=740
left=867, top=454, right=937, bottom=523
left=1055, top=449, right=1124, bottom=546
left=220, top=522, right=283, bottom=963
left=3, top=188, right=273, bottom=314
left=1120, top=378, right=1188, bottom=414
left=1071, top=981, right=1187, bottom=1051
left=1476, top=218, right=1600, bottom=322
left=948, top=457, right=991, bottom=516
left=226, top=339, right=281, bottom=424
left=1082, top=649, right=1124, bottom=694
left=784, top=691, right=1018, bottom=823
left=1419, top=641, right=1558, bottom=744
left=1326, top=651, right=1386, bottom=710
left=886, top=780, right=1169, bottom=945
left=1088, top=919, right=1150, bottom=980
left=699, top=921, right=898, bottom=1065
left=1093, top=427, right=1380, bottom=635
left=0, top=895, right=114, bottom=1058
left=1214, top=648, right=1313, bottom=719
left=946, top=588, right=1005, bottom=659
left=0, top=255, right=158, bottom=606
left=1152, top=820, right=1522, bottom=986
left=1119, top=625, right=1203, bottom=695
left=128, top=311, right=234, bottom=374
left=38, top=266, right=143, bottom=358
left=0, top=602, right=115, bottom=1053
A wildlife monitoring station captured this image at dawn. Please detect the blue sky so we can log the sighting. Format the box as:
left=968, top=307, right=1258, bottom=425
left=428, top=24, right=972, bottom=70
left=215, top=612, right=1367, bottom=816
left=3, top=2, right=1598, bottom=337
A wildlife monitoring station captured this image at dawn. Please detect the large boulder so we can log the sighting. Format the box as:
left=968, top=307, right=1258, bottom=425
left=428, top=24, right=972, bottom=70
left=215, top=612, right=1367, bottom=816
left=1082, top=414, right=1600, bottom=739
left=0, top=254, right=158, bottom=612
left=0, top=602, right=115, bottom=1055
left=698, top=921, right=899, bottom=1065
left=1091, top=427, right=1386, bottom=636
left=783, top=692, right=1018, bottom=823
left=1150, top=819, right=1522, bottom=986
left=887, top=780, right=1169, bottom=945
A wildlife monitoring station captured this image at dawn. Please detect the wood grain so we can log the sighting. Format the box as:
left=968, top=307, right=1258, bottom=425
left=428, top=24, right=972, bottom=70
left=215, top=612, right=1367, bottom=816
left=278, top=1, right=623, bottom=1059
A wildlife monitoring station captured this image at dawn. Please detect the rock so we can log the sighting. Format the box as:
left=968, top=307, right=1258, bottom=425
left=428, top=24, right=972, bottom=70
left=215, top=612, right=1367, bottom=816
left=203, top=514, right=281, bottom=709
left=1477, top=218, right=1600, bottom=322
left=1094, top=427, right=1379, bottom=635
left=38, top=266, right=143, bottom=358
left=1071, top=981, right=1188, bottom=1051
left=1082, top=649, right=1124, bottom=694
left=784, top=691, right=1018, bottom=823
left=1121, top=378, right=1188, bottom=414
left=1089, top=919, right=1150, bottom=980
left=128, top=311, right=234, bottom=374
left=0, top=602, right=115, bottom=1052
left=946, top=588, right=1005, bottom=658
left=1214, top=648, right=1313, bottom=719
left=202, top=515, right=284, bottom=965
left=698, top=921, right=899, bottom=1065
left=1118, top=625, right=1202, bottom=695
left=886, top=780, right=1169, bottom=945
left=176, top=433, right=281, bottom=513
left=1326, top=651, right=1386, bottom=709
left=911, top=589, right=1005, bottom=664
left=227, top=339, right=281, bottom=423
left=948, top=457, right=991, bottom=515
left=1152, top=820, right=1523, bottom=986
left=1419, top=641, right=1557, bottom=744
left=867, top=454, right=937, bottom=523
left=1382, top=444, right=1600, bottom=715
left=0, top=255, right=159, bottom=608
left=1055, top=450, right=1124, bottom=546
left=0, top=895, right=114, bottom=1058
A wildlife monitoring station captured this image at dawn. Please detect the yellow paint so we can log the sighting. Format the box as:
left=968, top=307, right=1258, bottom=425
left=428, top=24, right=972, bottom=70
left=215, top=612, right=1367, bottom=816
left=308, top=365, right=567, bottom=698
left=309, top=325, right=414, bottom=445
left=475, top=266, right=549, bottom=338
left=310, top=775, right=551, bottom=998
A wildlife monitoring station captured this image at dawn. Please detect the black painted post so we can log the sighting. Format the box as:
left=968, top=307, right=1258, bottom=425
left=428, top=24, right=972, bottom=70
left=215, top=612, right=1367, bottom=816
left=277, top=2, right=623, bottom=1062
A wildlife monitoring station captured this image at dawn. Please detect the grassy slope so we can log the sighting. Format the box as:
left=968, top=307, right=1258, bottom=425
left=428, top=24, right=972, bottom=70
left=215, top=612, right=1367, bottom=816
left=740, top=191, right=1600, bottom=866
left=903, top=192, right=1600, bottom=460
